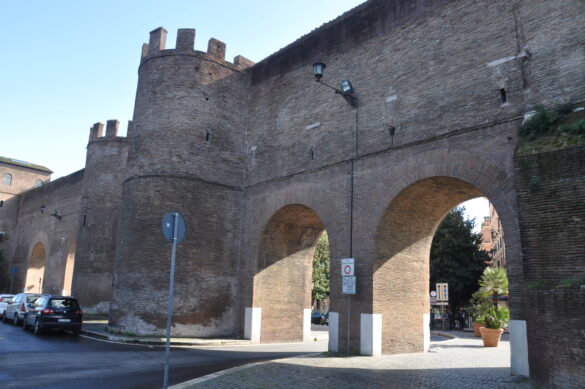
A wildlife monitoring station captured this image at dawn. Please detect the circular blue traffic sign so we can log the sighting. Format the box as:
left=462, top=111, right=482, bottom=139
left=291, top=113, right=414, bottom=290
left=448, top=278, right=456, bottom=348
left=161, top=211, right=186, bottom=242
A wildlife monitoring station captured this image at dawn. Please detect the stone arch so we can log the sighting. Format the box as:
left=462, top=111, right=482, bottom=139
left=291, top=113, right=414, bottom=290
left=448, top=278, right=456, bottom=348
left=251, top=204, right=326, bottom=343
left=374, top=176, right=484, bottom=354
left=62, top=241, right=76, bottom=296
left=25, top=242, right=47, bottom=293
left=367, top=149, right=526, bottom=373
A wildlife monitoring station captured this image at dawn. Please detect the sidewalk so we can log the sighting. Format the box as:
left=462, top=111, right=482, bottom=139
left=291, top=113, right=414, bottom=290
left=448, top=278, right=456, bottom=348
left=171, top=331, right=532, bottom=389
left=82, top=319, right=328, bottom=346
left=82, top=320, right=251, bottom=346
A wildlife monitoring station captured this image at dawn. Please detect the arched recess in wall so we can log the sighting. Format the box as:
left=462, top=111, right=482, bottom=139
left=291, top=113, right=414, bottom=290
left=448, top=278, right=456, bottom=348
left=369, top=149, right=522, bottom=360
left=62, top=242, right=76, bottom=296
left=374, top=177, right=488, bottom=354
left=252, top=204, right=325, bottom=343
left=25, top=242, right=46, bottom=293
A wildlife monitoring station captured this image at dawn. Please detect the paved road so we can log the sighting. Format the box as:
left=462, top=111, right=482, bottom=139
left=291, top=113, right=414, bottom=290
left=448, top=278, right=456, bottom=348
left=0, top=321, right=327, bottom=389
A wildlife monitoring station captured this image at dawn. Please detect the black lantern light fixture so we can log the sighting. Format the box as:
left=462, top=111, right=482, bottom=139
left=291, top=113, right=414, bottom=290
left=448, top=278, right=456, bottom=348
left=312, top=62, right=357, bottom=108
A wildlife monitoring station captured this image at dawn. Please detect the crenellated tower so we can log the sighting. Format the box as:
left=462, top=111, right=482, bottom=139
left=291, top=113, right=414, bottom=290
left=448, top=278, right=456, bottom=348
left=109, top=28, right=253, bottom=336
left=72, top=120, right=130, bottom=313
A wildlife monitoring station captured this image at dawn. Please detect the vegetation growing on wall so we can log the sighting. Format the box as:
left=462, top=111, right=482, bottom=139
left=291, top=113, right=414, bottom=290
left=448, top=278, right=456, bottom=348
left=517, top=102, right=585, bottom=155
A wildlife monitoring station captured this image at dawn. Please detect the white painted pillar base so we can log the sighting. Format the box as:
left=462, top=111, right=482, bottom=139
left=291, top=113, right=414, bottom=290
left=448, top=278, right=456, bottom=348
left=244, top=307, right=261, bottom=343
left=360, top=313, right=382, bottom=356
left=423, top=313, right=430, bottom=352
left=328, top=312, right=339, bottom=352
left=510, top=320, right=530, bottom=377
left=303, top=308, right=311, bottom=342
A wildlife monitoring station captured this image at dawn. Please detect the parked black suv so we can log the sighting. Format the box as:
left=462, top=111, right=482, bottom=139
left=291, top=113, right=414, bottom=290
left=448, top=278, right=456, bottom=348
left=23, top=295, right=82, bottom=336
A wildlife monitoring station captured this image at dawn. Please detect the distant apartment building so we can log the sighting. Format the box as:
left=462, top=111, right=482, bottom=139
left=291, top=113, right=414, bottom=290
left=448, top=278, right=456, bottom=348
left=477, top=202, right=506, bottom=269
left=489, top=202, right=506, bottom=269
left=0, top=156, right=52, bottom=197
left=479, top=216, right=493, bottom=254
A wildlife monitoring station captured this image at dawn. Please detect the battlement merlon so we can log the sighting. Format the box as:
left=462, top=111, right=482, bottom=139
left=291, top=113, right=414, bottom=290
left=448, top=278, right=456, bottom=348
left=88, top=120, right=129, bottom=143
left=148, top=27, right=167, bottom=55
left=176, top=29, right=195, bottom=52
left=89, top=122, right=104, bottom=142
left=106, top=120, right=120, bottom=138
left=140, top=27, right=255, bottom=70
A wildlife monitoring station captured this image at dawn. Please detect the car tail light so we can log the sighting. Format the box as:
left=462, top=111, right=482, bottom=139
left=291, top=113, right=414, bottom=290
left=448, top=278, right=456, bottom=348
left=41, top=308, right=54, bottom=315
left=20, top=303, right=26, bottom=312
left=74, top=310, right=83, bottom=315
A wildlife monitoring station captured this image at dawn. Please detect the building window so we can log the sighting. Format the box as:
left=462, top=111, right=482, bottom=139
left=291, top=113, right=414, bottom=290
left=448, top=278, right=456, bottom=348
left=34, top=179, right=43, bottom=188
left=3, top=174, right=12, bottom=186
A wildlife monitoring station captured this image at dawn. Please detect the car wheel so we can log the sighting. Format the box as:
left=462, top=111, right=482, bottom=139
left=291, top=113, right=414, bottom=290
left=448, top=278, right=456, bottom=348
left=22, top=315, right=28, bottom=330
left=72, top=329, right=80, bottom=336
left=13, top=313, right=21, bottom=326
left=33, top=319, right=43, bottom=336
left=1, top=313, right=7, bottom=323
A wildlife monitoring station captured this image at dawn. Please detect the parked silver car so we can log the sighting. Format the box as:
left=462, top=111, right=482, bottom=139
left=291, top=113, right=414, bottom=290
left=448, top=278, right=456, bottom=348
left=2, top=293, right=42, bottom=325
left=0, top=294, right=15, bottom=319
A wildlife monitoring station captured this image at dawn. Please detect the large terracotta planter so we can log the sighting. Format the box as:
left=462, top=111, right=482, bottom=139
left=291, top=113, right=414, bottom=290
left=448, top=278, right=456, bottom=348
left=472, top=322, right=484, bottom=337
left=479, top=327, right=504, bottom=347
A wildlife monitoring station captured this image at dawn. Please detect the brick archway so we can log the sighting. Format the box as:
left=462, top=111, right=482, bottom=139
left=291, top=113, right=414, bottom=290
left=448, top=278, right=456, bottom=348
left=25, top=242, right=46, bottom=293
left=352, top=149, right=528, bottom=376
left=374, top=176, right=485, bottom=354
left=250, top=204, right=325, bottom=343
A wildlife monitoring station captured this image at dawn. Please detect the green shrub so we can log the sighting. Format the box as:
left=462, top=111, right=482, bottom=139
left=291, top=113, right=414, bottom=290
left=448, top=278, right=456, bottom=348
left=519, top=103, right=585, bottom=140
left=483, top=306, right=510, bottom=329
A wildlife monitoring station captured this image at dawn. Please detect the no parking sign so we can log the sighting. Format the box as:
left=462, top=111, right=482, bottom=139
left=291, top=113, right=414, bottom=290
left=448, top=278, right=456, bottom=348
left=341, top=258, right=356, bottom=295
left=341, top=258, right=355, bottom=276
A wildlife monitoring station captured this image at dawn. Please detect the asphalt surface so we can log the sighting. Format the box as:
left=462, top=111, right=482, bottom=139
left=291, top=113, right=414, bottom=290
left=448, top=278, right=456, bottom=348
left=0, top=320, right=327, bottom=389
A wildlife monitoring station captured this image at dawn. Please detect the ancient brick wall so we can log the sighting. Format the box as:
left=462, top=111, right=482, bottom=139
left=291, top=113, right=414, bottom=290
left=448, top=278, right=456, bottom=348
left=7, top=171, right=84, bottom=295
left=0, top=1, right=576, bottom=386
left=0, top=161, right=52, bottom=289
left=109, top=29, right=253, bottom=336
left=515, top=146, right=585, bottom=389
left=72, top=120, right=129, bottom=313
left=236, top=0, right=584, bottom=377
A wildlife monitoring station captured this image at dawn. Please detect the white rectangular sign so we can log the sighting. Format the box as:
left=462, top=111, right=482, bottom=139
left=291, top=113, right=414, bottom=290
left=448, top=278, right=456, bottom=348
left=343, top=276, right=356, bottom=294
left=341, top=258, right=355, bottom=277
left=436, top=283, right=449, bottom=301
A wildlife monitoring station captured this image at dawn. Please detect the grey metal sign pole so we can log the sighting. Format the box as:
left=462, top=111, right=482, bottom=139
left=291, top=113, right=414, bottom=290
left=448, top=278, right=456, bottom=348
left=161, top=211, right=186, bottom=389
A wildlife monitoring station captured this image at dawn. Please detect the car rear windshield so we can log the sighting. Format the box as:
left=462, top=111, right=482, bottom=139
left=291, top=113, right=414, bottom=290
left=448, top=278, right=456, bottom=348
left=50, top=299, right=80, bottom=310
left=25, top=295, right=41, bottom=303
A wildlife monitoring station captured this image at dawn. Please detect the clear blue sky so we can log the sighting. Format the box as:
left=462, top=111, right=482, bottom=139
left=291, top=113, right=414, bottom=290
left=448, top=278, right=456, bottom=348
left=1, top=0, right=366, bottom=179
left=0, top=0, right=489, bottom=226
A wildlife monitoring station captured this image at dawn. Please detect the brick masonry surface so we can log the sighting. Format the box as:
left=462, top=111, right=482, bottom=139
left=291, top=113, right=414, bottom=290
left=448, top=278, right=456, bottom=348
left=515, top=146, right=585, bottom=389
left=0, top=1, right=584, bottom=387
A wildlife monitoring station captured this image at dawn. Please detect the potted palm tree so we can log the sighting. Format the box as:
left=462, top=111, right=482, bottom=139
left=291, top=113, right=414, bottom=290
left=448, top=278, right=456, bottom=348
left=468, top=300, right=490, bottom=337
left=476, top=267, right=510, bottom=347
left=479, top=306, right=509, bottom=346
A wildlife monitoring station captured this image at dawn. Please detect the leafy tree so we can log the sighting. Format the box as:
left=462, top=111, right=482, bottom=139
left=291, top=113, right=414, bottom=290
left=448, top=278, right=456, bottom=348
left=312, top=231, right=330, bottom=309
left=430, top=207, right=489, bottom=310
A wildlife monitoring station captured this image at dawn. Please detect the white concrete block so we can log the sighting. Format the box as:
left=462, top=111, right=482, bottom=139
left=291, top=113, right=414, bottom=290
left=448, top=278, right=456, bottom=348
left=510, top=320, right=530, bottom=377
left=303, top=308, right=311, bottom=342
left=360, top=313, right=382, bottom=356
left=244, top=307, right=261, bottom=343
left=423, top=313, right=430, bottom=352
left=328, top=312, right=339, bottom=352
